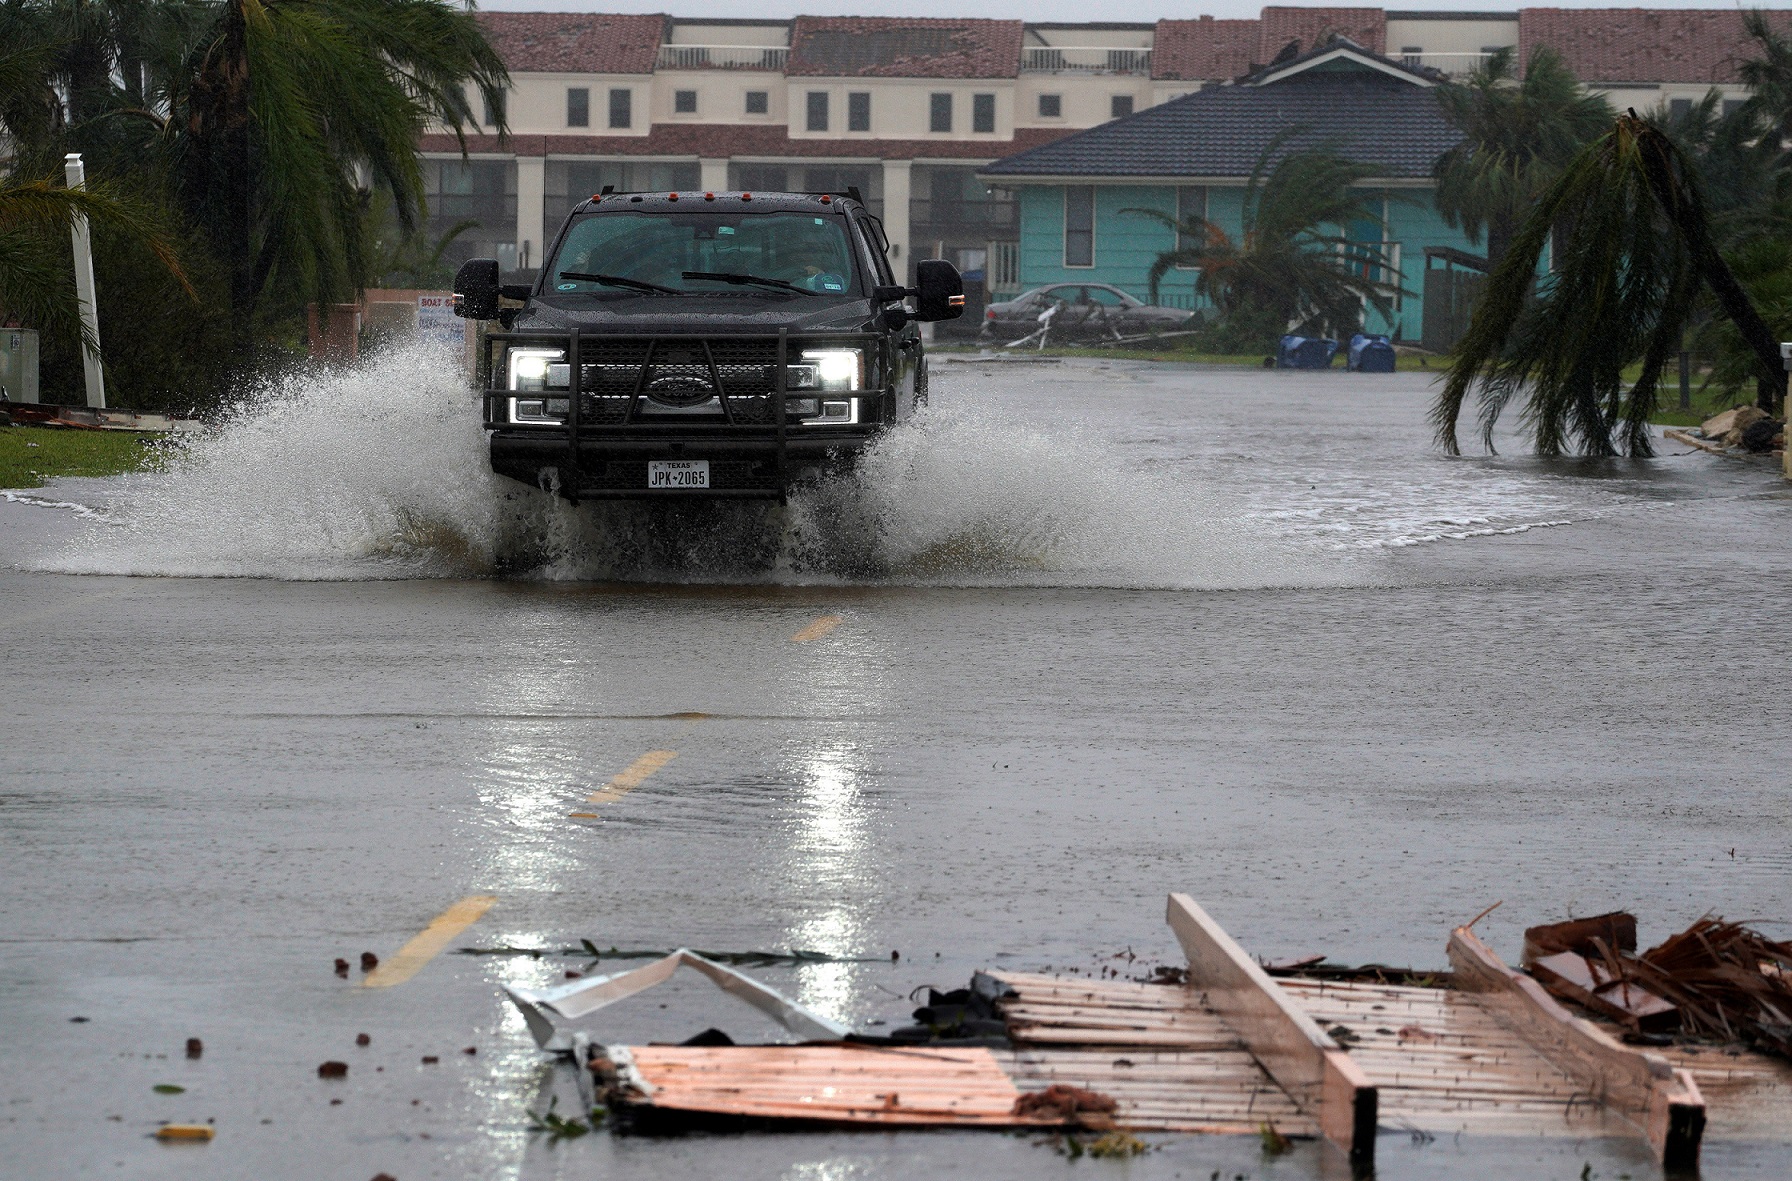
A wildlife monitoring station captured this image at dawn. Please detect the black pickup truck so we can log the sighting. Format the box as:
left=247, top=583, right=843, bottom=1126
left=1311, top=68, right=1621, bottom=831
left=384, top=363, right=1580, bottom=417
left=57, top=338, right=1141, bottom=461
left=452, top=188, right=963, bottom=503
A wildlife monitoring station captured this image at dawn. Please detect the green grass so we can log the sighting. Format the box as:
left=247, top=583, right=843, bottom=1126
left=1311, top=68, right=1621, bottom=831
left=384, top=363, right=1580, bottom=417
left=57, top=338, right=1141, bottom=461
left=0, top=425, right=161, bottom=489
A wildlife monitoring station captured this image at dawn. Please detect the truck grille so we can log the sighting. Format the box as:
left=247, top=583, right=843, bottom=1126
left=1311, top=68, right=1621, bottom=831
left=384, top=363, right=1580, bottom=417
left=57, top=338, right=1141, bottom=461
left=573, top=339, right=786, bottom=426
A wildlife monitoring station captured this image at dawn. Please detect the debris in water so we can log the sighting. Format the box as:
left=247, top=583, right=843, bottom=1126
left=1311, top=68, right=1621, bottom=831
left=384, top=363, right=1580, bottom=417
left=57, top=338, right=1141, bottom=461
left=317, top=1061, right=348, bottom=1079
left=154, top=1124, right=214, bottom=1141
left=526, top=1095, right=590, bottom=1141
left=334, top=958, right=349, bottom=978
left=458, top=941, right=880, bottom=967
left=360, top=952, right=379, bottom=972
left=185, top=1038, right=203, bottom=1059
left=1259, top=1121, right=1293, bottom=1155
left=1088, top=1130, right=1149, bottom=1158
left=152, top=1084, right=185, bottom=1094
left=421, top=1056, right=438, bottom=1064
left=1014, top=1084, right=1119, bottom=1129
left=355, top=1033, right=370, bottom=1047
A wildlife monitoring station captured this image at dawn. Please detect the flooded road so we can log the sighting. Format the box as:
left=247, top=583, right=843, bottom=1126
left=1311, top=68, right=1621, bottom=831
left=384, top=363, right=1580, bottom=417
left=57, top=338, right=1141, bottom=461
left=2, top=355, right=1789, bottom=1179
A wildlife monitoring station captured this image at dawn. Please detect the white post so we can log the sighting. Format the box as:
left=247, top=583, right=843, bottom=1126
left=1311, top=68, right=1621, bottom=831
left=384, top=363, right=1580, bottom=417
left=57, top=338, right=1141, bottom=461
left=514, top=154, right=545, bottom=275
left=879, top=159, right=912, bottom=283
left=64, top=153, right=105, bottom=409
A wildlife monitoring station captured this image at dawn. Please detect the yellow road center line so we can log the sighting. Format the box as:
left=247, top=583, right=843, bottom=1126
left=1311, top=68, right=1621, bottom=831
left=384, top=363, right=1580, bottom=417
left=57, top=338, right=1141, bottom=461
left=585, top=750, right=678, bottom=805
left=791, top=614, right=844, bottom=643
left=362, top=895, right=497, bottom=989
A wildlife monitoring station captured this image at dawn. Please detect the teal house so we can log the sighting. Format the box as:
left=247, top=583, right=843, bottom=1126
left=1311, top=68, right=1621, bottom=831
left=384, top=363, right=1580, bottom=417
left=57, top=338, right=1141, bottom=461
left=980, top=39, right=1477, bottom=344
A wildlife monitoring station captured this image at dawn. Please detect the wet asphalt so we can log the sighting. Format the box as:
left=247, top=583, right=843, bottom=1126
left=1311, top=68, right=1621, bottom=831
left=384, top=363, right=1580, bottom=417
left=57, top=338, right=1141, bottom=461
left=1, top=358, right=1789, bottom=1180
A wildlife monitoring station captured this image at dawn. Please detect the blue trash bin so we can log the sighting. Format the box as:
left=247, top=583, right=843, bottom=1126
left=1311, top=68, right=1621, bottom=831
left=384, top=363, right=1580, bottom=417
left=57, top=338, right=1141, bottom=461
left=1277, top=335, right=1339, bottom=369
left=1347, top=333, right=1397, bottom=373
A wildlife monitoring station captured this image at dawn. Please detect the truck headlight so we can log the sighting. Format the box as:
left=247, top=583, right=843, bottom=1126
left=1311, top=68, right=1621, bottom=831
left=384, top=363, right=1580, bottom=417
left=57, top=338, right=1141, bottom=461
left=787, top=347, right=862, bottom=392
left=508, top=347, right=567, bottom=392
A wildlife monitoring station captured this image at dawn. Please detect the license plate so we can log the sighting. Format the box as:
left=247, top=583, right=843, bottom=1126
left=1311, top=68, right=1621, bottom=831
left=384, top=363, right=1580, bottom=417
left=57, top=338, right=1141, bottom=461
left=647, top=459, right=709, bottom=489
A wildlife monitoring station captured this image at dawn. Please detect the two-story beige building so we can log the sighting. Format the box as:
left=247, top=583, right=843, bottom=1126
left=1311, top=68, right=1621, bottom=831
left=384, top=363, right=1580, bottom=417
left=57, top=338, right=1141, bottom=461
left=418, top=7, right=1781, bottom=292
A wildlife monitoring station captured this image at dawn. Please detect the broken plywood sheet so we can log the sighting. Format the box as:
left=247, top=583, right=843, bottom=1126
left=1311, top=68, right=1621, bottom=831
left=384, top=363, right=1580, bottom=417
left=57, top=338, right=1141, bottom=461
left=1282, top=978, right=1635, bottom=1137
left=988, top=971, right=1317, bottom=1135
left=598, top=1043, right=1051, bottom=1127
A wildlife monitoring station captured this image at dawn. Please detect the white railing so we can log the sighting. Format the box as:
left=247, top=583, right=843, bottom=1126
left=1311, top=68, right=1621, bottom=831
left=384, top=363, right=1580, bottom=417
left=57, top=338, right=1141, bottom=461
left=1398, top=51, right=1498, bottom=78
left=656, top=44, right=790, bottom=71
left=1022, top=46, right=1152, bottom=75
left=988, top=240, right=1020, bottom=293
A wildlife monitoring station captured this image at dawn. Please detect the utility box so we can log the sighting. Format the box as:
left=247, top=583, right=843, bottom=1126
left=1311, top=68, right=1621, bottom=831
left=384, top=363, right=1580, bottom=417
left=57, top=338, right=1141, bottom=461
left=0, top=328, right=40, bottom=403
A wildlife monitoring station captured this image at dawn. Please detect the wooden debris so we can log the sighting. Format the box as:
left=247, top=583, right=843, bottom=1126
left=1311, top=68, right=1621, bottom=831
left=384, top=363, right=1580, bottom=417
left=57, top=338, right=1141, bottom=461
left=594, top=1043, right=1059, bottom=1129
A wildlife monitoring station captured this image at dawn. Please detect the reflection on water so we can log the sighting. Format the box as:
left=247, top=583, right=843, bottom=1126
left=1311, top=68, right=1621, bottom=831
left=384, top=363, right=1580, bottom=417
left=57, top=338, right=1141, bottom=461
left=782, top=742, right=877, bottom=1022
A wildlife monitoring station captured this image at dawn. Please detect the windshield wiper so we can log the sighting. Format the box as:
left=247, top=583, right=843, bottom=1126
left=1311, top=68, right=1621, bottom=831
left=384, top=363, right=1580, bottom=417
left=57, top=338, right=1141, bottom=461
left=558, top=271, right=679, bottom=294
left=682, top=270, right=816, bottom=295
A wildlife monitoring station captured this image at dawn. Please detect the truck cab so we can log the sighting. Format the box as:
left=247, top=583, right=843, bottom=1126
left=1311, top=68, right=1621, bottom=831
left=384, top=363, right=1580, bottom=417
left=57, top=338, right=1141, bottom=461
left=453, top=189, right=963, bottom=502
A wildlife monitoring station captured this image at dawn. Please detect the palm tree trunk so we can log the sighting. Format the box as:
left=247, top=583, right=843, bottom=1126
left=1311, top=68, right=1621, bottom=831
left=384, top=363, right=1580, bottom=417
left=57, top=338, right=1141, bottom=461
left=1694, top=244, right=1782, bottom=413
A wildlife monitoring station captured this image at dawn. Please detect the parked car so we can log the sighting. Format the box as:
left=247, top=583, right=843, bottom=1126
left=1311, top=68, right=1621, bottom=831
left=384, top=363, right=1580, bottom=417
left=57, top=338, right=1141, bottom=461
left=453, top=189, right=962, bottom=503
left=980, top=283, right=1192, bottom=341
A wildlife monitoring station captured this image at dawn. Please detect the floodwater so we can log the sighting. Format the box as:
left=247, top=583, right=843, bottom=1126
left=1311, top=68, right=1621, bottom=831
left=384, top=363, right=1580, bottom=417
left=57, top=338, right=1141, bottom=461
left=2, top=348, right=1789, bottom=1180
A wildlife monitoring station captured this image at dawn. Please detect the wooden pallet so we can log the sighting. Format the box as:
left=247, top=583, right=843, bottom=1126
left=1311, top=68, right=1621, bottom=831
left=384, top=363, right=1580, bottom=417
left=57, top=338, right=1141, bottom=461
left=987, top=971, right=1316, bottom=1135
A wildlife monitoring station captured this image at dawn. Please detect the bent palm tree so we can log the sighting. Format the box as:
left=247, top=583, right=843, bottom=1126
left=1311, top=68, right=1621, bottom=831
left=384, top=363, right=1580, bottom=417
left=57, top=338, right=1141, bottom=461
left=1432, top=47, right=1611, bottom=272
left=1435, top=113, right=1781, bottom=458
left=1126, top=145, right=1403, bottom=344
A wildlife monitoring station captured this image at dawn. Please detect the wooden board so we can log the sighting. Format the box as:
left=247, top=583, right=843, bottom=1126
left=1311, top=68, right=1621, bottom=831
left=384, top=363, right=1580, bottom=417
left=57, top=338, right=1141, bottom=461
left=1448, top=925, right=1705, bottom=1167
left=1165, top=893, right=1377, bottom=1168
left=610, top=1044, right=1049, bottom=1127
left=987, top=971, right=1317, bottom=1135
left=1282, top=977, right=1636, bottom=1138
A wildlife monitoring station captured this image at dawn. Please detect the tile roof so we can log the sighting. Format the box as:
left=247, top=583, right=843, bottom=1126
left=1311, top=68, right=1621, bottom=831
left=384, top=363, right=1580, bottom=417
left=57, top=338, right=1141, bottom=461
left=1258, top=7, right=1387, bottom=59
left=477, top=12, right=666, bottom=75
left=787, top=17, right=1023, bottom=78
left=982, top=70, right=1459, bottom=180
left=1153, top=18, right=1262, bottom=81
left=1518, top=8, right=1792, bottom=85
left=419, top=126, right=1073, bottom=161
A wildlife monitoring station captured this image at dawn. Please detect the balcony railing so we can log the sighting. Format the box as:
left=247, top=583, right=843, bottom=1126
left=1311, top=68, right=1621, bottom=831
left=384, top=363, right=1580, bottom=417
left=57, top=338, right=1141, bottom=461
left=910, top=199, right=1018, bottom=233
left=657, top=44, right=790, bottom=71
left=1397, top=51, right=1497, bottom=78
left=1022, top=46, right=1151, bottom=75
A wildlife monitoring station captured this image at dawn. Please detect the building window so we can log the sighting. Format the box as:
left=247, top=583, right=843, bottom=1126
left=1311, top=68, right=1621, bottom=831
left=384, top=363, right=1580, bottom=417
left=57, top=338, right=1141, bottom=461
left=1110, top=94, right=1134, bottom=119
left=745, top=90, right=769, bottom=115
left=608, top=88, right=631, bottom=129
left=566, top=88, right=588, bottom=127
left=1723, top=97, right=1745, bottom=118
left=1400, top=45, right=1423, bottom=66
left=848, top=91, right=870, bottom=132
left=482, top=90, right=505, bottom=127
left=1038, top=93, right=1062, bottom=118
left=807, top=91, right=829, bottom=132
left=930, top=92, right=952, bottom=133
left=973, top=92, right=995, bottom=133
left=1669, top=97, right=1693, bottom=119
left=674, top=89, right=697, bottom=114
left=1175, top=185, right=1207, bottom=263
left=1064, top=185, right=1094, bottom=267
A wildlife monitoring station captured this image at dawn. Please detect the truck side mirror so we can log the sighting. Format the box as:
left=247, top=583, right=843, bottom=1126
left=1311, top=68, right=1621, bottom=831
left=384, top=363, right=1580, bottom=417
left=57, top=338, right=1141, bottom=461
left=453, top=259, right=501, bottom=320
left=913, top=259, right=965, bottom=322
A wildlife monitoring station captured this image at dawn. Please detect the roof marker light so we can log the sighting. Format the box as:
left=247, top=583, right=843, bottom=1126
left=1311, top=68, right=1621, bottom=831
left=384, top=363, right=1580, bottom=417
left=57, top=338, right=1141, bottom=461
left=590, top=194, right=602, bottom=202
left=704, top=191, right=715, bottom=201
left=667, top=191, right=679, bottom=201
left=819, top=194, right=832, bottom=203
left=740, top=192, right=753, bottom=202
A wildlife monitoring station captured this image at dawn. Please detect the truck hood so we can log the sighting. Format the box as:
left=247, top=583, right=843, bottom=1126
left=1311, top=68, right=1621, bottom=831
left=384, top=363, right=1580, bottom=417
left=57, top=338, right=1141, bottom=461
left=509, top=295, right=880, bottom=336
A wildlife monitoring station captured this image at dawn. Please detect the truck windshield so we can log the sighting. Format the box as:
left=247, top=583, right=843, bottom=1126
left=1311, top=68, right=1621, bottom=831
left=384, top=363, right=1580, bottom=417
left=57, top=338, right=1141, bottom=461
left=547, top=211, right=860, bottom=296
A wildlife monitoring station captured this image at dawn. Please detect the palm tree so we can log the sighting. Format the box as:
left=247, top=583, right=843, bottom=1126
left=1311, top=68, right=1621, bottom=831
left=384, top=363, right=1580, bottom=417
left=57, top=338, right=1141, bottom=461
left=160, top=0, right=508, bottom=335
left=1434, top=113, right=1782, bottom=458
left=0, top=176, right=189, bottom=351
left=1125, top=144, right=1404, bottom=347
left=1432, top=47, right=1611, bottom=272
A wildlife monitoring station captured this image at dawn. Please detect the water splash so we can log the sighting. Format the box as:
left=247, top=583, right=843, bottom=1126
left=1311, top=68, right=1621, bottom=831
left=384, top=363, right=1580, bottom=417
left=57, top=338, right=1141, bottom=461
left=24, top=342, right=1342, bottom=589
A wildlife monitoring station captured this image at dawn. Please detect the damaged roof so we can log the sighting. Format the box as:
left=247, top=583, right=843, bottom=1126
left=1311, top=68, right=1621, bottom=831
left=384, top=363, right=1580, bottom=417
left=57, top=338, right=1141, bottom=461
left=983, top=59, right=1459, bottom=181
left=1518, top=8, right=1792, bottom=85
left=787, top=17, right=1024, bottom=78
left=477, top=12, right=666, bottom=75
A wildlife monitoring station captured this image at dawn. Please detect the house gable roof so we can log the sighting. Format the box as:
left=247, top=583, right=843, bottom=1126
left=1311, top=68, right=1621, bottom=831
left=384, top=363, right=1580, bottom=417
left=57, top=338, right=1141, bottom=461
left=982, top=61, right=1459, bottom=182
left=1247, top=38, right=1438, bottom=87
